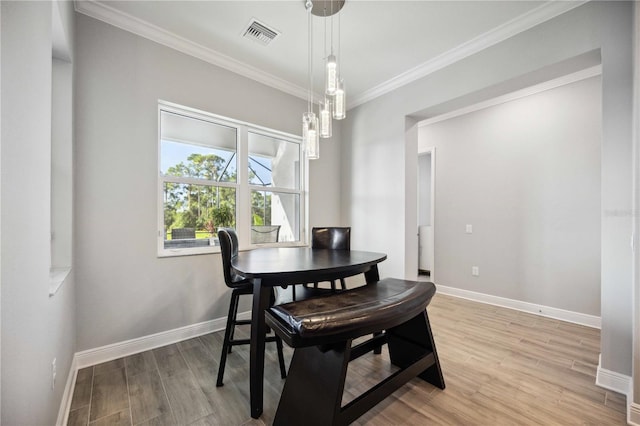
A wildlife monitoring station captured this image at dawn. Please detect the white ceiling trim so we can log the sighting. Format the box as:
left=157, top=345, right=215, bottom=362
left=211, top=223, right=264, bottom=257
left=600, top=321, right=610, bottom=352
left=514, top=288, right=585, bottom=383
left=348, top=1, right=587, bottom=109
left=75, top=0, right=586, bottom=111
left=74, top=0, right=309, bottom=101
left=417, top=64, right=602, bottom=127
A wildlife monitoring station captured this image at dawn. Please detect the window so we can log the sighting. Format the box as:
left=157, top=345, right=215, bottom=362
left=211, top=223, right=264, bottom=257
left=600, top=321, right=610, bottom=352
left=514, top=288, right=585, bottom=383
left=248, top=132, right=301, bottom=244
left=158, top=102, right=306, bottom=256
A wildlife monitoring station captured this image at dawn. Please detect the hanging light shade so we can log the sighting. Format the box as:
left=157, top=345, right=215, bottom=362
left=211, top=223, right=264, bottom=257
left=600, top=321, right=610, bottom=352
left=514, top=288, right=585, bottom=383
left=303, top=0, right=319, bottom=160
left=303, top=112, right=319, bottom=159
left=319, top=98, right=332, bottom=138
left=325, top=54, right=337, bottom=95
left=333, top=77, right=346, bottom=120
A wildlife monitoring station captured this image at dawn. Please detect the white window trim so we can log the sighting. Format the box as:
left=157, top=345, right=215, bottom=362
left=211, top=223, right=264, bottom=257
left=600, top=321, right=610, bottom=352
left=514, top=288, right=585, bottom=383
left=157, top=101, right=308, bottom=257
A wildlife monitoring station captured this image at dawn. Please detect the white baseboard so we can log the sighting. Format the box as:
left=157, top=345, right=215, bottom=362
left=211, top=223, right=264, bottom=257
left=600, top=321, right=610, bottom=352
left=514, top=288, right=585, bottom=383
left=75, top=311, right=249, bottom=369
left=627, top=402, right=640, bottom=426
left=595, top=354, right=636, bottom=424
left=56, top=356, right=78, bottom=426
left=61, top=310, right=250, bottom=425
left=629, top=402, right=640, bottom=425
left=595, top=354, right=631, bottom=396
left=436, top=285, right=601, bottom=328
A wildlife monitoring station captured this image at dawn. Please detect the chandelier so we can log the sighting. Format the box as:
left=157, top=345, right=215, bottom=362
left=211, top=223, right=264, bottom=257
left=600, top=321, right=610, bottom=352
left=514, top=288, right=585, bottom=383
left=303, top=0, right=346, bottom=160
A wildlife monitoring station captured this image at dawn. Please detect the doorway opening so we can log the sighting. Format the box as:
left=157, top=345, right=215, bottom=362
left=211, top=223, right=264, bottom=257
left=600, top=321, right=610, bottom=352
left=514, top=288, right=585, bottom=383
left=417, top=148, right=434, bottom=280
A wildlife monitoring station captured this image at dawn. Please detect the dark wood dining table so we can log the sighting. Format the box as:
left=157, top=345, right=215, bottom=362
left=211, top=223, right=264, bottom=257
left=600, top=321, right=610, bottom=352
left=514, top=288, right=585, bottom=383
left=231, top=247, right=387, bottom=419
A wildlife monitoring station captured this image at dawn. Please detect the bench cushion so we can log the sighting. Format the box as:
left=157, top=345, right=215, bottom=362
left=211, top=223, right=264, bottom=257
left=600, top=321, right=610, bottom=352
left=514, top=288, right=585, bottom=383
left=266, top=278, right=436, bottom=348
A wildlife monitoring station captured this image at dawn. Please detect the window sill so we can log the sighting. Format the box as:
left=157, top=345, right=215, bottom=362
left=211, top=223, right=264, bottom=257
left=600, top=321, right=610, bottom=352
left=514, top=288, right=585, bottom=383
left=158, top=246, right=220, bottom=258
left=49, top=267, right=71, bottom=297
left=158, top=241, right=308, bottom=258
left=246, top=241, right=308, bottom=249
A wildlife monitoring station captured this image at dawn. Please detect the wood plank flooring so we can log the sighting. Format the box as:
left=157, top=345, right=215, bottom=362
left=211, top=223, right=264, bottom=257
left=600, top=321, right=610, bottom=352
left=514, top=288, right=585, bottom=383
left=67, top=294, right=627, bottom=425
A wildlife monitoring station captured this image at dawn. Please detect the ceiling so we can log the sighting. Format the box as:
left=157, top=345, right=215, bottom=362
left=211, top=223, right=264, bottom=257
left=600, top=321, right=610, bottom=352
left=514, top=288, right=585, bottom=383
left=76, top=1, right=582, bottom=109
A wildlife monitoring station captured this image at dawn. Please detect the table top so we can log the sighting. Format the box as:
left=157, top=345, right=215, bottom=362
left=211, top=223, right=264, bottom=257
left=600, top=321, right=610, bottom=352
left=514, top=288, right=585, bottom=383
left=232, top=247, right=387, bottom=285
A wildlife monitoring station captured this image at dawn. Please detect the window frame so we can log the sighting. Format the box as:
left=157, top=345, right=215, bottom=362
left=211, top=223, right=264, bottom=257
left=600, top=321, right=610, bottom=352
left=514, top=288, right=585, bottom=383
left=157, top=101, right=308, bottom=257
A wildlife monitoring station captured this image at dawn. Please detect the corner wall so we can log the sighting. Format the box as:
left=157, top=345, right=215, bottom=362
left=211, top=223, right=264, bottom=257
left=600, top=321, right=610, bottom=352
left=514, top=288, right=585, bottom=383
left=342, top=1, right=633, bottom=378
left=1, top=2, right=77, bottom=424
left=419, top=75, right=601, bottom=316
left=74, top=14, right=341, bottom=352
left=631, top=1, right=640, bottom=423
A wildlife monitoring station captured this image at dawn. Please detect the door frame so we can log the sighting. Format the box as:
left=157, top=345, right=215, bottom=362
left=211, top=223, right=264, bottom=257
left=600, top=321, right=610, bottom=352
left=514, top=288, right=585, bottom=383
left=417, top=147, right=435, bottom=282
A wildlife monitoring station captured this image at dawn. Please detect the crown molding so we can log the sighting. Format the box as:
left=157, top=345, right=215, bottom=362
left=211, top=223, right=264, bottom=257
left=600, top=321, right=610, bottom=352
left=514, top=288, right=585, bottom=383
left=348, top=1, right=587, bottom=109
left=74, top=0, right=309, bottom=101
left=417, top=64, right=601, bottom=127
left=75, top=0, right=586, bottom=110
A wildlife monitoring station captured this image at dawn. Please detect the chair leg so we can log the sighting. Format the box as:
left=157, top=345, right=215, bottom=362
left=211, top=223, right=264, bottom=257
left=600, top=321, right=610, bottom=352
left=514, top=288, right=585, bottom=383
left=228, top=289, right=241, bottom=354
left=373, top=331, right=383, bottom=354
left=275, top=337, right=287, bottom=379
left=330, top=280, right=337, bottom=291
left=217, top=291, right=239, bottom=387
left=339, top=278, right=347, bottom=290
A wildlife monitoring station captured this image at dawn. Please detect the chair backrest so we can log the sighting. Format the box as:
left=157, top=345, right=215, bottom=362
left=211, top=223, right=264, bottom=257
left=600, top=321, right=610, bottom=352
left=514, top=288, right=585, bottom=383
left=251, top=225, right=281, bottom=244
left=171, top=227, right=196, bottom=240
left=218, top=228, right=241, bottom=287
left=311, top=227, right=351, bottom=250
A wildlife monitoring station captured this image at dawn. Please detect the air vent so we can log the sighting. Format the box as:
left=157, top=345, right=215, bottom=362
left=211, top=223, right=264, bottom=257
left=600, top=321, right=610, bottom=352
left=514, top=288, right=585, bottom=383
left=243, top=19, right=279, bottom=45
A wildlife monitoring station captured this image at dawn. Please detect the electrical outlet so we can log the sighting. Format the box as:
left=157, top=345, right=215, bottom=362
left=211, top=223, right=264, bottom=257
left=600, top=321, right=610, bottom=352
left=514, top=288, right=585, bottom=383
left=51, top=358, right=57, bottom=389
left=465, top=224, right=473, bottom=234
left=472, top=266, right=479, bottom=276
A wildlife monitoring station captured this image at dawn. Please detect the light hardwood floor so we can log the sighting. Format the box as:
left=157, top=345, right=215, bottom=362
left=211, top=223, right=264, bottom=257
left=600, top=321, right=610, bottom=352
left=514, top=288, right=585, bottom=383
left=67, top=294, right=627, bottom=425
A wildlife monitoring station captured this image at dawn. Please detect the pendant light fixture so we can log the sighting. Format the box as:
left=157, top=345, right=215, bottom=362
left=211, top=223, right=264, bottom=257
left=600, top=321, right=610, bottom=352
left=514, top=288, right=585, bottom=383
left=318, top=6, right=332, bottom=139
left=325, top=54, right=337, bottom=95
left=303, top=0, right=319, bottom=159
left=333, top=8, right=346, bottom=120
left=319, top=97, right=332, bottom=138
left=324, top=1, right=337, bottom=96
left=304, top=0, right=346, bottom=158
left=333, top=78, right=345, bottom=119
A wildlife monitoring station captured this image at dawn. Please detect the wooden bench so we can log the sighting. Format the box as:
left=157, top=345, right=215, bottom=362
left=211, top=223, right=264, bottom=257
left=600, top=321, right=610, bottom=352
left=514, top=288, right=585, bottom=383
left=265, top=278, right=445, bottom=426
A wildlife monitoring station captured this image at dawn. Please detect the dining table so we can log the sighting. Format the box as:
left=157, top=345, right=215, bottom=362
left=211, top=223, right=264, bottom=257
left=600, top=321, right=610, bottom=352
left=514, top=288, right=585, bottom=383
left=231, top=247, right=387, bottom=419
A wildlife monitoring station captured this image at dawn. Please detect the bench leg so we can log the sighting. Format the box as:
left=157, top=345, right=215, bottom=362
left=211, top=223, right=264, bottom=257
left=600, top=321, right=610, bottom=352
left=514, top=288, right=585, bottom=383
left=387, top=311, right=445, bottom=389
left=273, top=340, right=352, bottom=426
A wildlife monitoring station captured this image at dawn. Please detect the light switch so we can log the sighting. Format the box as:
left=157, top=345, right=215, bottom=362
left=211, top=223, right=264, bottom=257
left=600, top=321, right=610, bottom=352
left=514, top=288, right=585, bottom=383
left=472, top=266, right=479, bottom=276
left=465, top=224, right=473, bottom=234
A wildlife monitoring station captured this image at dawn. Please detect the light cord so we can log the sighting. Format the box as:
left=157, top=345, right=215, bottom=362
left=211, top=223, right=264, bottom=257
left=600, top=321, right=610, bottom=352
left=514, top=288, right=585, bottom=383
left=306, top=1, right=313, bottom=111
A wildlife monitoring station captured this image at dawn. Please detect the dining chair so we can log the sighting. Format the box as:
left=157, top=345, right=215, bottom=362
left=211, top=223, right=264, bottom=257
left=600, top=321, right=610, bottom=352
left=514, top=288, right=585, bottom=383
left=311, top=227, right=351, bottom=291
left=216, top=227, right=287, bottom=387
left=251, top=225, right=281, bottom=244
left=171, top=227, right=196, bottom=240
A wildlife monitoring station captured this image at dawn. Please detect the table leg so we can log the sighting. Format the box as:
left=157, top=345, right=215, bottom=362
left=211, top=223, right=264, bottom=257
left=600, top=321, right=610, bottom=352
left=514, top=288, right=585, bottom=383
left=250, top=278, right=270, bottom=419
left=364, top=264, right=380, bottom=284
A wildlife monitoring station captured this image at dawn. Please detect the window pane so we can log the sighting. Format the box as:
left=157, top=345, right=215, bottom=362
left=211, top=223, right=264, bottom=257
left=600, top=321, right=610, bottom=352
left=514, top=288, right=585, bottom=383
left=248, top=132, right=299, bottom=189
left=251, top=190, right=300, bottom=243
left=164, top=182, right=236, bottom=248
left=161, top=111, right=237, bottom=182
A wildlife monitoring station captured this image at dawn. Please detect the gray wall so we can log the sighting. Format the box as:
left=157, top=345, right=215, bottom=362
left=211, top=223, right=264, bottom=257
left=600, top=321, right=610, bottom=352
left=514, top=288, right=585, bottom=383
left=74, top=14, right=341, bottom=351
left=633, top=1, right=640, bottom=411
left=342, top=2, right=633, bottom=376
left=1, top=1, right=77, bottom=424
left=420, top=76, right=601, bottom=315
